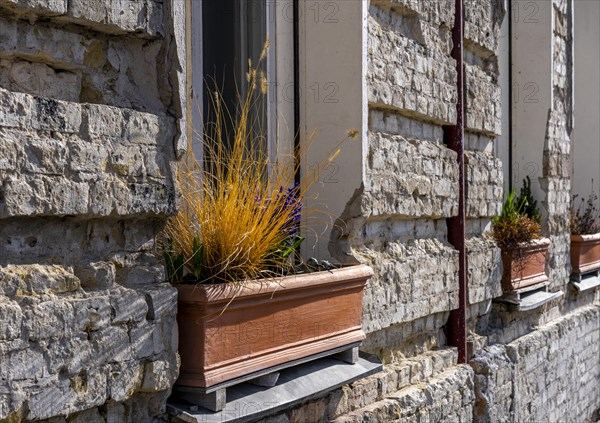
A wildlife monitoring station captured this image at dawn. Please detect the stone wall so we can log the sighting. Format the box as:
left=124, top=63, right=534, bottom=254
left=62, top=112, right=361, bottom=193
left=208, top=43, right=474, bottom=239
left=1, top=0, right=599, bottom=422
left=325, top=1, right=507, bottom=420
left=327, top=1, right=600, bottom=423
left=462, top=0, right=505, bottom=316
left=333, top=0, right=507, bottom=352
left=471, top=304, right=600, bottom=423
left=542, top=0, right=573, bottom=293
left=0, top=0, right=185, bottom=421
left=263, top=348, right=466, bottom=422
left=333, top=0, right=462, bottom=351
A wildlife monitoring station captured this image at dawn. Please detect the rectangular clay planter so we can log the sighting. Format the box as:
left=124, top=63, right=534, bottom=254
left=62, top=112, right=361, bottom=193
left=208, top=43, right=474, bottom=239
left=571, top=233, right=600, bottom=275
left=175, top=264, right=373, bottom=389
left=501, top=238, right=550, bottom=293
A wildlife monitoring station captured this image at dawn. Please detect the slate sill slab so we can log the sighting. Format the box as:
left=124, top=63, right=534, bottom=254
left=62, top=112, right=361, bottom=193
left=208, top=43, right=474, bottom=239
left=167, top=352, right=382, bottom=423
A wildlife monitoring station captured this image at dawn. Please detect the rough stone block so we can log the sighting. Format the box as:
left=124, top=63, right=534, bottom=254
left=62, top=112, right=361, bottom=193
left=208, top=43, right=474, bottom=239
left=0, top=265, right=80, bottom=296
left=26, top=369, right=107, bottom=420
left=61, top=0, right=163, bottom=37
left=73, top=262, right=116, bottom=289
left=86, top=180, right=176, bottom=217
left=45, top=334, right=93, bottom=375
left=33, top=97, right=82, bottom=133
left=0, top=174, right=90, bottom=217
left=121, top=264, right=166, bottom=286
left=89, top=326, right=133, bottom=364
left=356, top=238, right=459, bottom=333
left=67, top=140, right=109, bottom=181
left=4, top=18, right=87, bottom=67
left=71, top=295, right=112, bottom=332
left=153, top=315, right=177, bottom=355
left=0, top=87, right=33, bottom=129
left=107, top=361, right=144, bottom=402
left=110, top=288, right=148, bottom=324
left=363, top=132, right=458, bottom=219
left=0, top=134, right=22, bottom=173
left=130, top=321, right=154, bottom=359
left=0, top=0, right=67, bottom=15
left=145, top=0, right=164, bottom=36
left=139, top=354, right=179, bottom=392
left=123, top=108, right=175, bottom=146
left=144, top=283, right=177, bottom=320
left=21, top=136, right=68, bottom=175
left=1, top=347, right=45, bottom=380
left=0, top=59, right=81, bottom=102
left=67, top=0, right=109, bottom=24
left=110, top=0, right=146, bottom=32
left=21, top=297, right=76, bottom=340
left=0, top=298, right=22, bottom=340
left=85, top=103, right=125, bottom=138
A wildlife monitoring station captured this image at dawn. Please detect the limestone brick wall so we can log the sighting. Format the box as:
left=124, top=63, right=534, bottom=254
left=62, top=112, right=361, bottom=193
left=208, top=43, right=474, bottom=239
left=337, top=0, right=461, bottom=353
left=0, top=0, right=185, bottom=421
left=339, top=0, right=506, bottom=353
left=326, top=0, right=504, bottom=358
left=328, top=1, right=599, bottom=423
left=263, top=348, right=466, bottom=422
left=325, top=1, right=506, bottom=421
left=1, top=0, right=598, bottom=422
left=542, top=0, right=573, bottom=292
left=471, top=304, right=600, bottom=423
left=324, top=2, right=506, bottom=421
left=462, top=0, right=504, bottom=312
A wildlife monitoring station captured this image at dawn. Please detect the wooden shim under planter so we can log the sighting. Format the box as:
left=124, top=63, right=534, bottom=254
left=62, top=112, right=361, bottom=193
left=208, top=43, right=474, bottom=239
left=175, top=264, right=373, bottom=390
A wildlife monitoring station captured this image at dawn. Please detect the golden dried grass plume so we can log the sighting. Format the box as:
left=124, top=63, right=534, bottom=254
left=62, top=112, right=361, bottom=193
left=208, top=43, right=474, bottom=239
left=161, top=41, right=355, bottom=285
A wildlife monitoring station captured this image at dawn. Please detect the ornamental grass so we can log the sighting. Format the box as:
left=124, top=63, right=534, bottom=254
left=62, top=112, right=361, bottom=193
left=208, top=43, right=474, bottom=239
left=490, top=186, right=542, bottom=253
left=161, top=41, right=355, bottom=284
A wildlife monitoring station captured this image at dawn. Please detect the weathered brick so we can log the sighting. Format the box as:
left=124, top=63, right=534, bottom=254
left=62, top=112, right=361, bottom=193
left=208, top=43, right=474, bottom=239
left=144, top=283, right=177, bottom=320
left=139, top=354, right=179, bottom=392
left=110, top=288, right=148, bottom=324
left=0, top=299, right=22, bottom=340
left=0, top=265, right=80, bottom=297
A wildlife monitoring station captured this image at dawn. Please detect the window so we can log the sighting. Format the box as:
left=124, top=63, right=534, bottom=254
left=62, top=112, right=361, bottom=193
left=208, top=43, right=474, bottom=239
left=190, top=0, right=295, bottom=163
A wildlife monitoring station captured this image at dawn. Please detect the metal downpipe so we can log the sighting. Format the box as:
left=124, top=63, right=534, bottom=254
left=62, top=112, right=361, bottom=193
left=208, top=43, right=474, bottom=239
left=445, top=0, right=468, bottom=364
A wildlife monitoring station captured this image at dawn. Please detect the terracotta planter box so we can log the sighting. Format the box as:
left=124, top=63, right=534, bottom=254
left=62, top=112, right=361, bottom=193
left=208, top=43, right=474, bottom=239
left=175, top=264, right=373, bottom=389
left=571, top=233, right=600, bottom=275
left=501, top=238, right=550, bottom=293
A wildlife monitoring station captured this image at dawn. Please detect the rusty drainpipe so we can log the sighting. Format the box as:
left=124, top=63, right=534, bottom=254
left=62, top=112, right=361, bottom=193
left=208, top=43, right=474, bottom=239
left=444, top=0, right=468, bottom=364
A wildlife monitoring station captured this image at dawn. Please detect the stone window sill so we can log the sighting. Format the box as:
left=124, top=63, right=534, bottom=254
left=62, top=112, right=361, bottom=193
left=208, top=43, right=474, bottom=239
left=167, top=353, right=382, bottom=423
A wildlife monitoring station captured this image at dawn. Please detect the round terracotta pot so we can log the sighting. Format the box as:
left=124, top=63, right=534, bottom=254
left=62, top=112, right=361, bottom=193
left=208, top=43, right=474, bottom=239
left=175, top=264, right=373, bottom=389
left=570, top=233, right=600, bottom=275
left=501, top=238, right=550, bottom=293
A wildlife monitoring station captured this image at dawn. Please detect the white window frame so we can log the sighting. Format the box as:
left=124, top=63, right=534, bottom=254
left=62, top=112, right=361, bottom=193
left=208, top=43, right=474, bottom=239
left=189, top=0, right=295, bottom=166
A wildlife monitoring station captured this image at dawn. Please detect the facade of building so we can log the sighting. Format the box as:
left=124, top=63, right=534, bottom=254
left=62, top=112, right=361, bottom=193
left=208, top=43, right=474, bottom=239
left=0, top=0, right=598, bottom=422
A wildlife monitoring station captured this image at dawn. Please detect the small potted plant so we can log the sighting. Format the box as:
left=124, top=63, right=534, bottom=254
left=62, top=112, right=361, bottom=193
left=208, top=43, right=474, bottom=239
left=160, top=44, right=372, bottom=395
left=569, top=182, right=600, bottom=275
left=490, top=177, right=549, bottom=293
